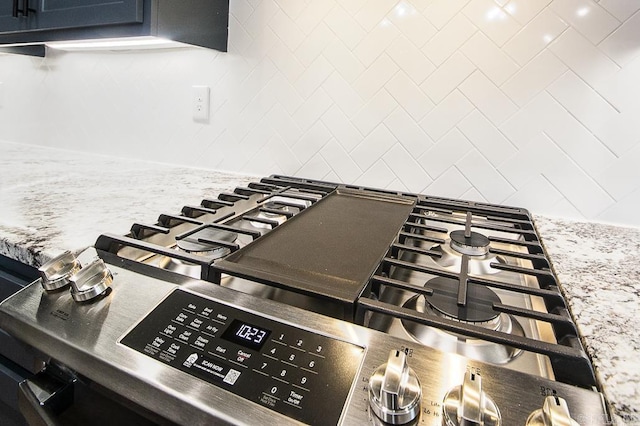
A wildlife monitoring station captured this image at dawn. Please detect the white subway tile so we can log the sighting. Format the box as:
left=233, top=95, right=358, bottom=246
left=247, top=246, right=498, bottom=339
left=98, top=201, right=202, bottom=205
left=260, top=73, right=303, bottom=115
left=420, top=90, right=475, bottom=140
left=352, top=124, right=398, bottom=170
left=547, top=71, right=627, bottom=156
left=320, top=139, right=363, bottom=182
left=385, top=71, right=434, bottom=121
left=599, top=11, right=640, bottom=66
left=460, top=32, right=519, bottom=85
left=292, top=121, right=333, bottom=164
left=294, top=55, right=334, bottom=99
left=456, top=150, right=515, bottom=201
left=293, top=88, right=333, bottom=131
left=383, top=144, right=432, bottom=192
left=595, top=54, right=640, bottom=112
left=595, top=145, right=640, bottom=200
left=462, top=0, right=522, bottom=46
left=323, top=40, right=366, bottom=84
left=501, top=50, right=567, bottom=106
left=324, top=5, right=366, bottom=50
left=322, top=72, right=365, bottom=118
left=296, top=154, right=332, bottom=180
left=597, top=188, right=640, bottom=224
left=388, top=1, right=438, bottom=47
left=422, top=14, right=478, bottom=66
left=295, top=0, right=336, bottom=35
left=459, top=71, right=517, bottom=125
left=418, top=128, right=474, bottom=178
left=352, top=89, right=399, bottom=136
left=341, top=0, right=368, bottom=16
left=269, top=9, right=306, bottom=51
left=460, top=188, right=488, bottom=202
left=294, top=23, right=335, bottom=68
left=228, top=16, right=253, bottom=53
left=274, top=0, right=306, bottom=20
left=355, top=160, right=398, bottom=189
left=503, top=9, right=568, bottom=65
left=386, top=36, right=436, bottom=85
left=384, top=107, right=433, bottom=157
left=425, top=166, right=473, bottom=198
left=353, top=54, right=399, bottom=101
left=424, top=0, right=473, bottom=29
left=354, top=19, right=401, bottom=67
left=321, top=105, right=364, bottom=152
left=550, top=0, right=620, bottom=44
left=503, top=175, right=565, bottom=211
left=548, top=28, right=619, bottom=86
left=503, top=0, right=552, bottom=25
left=266, top=104, right=303, bottom=147
left=458, top=110, right=517, bottom=166
left=229, top=0, right=253, bottom=23
left=421, top=51, right=476, bottom=103
left=598, top=0, right=640, bottom=21
left=355, top=0, right=398, bottom=31
left=499, top=93, right=554, bottom=148
left=244, top=0, right=280, bottom=38
left=268, top=40, right=305, bottom=82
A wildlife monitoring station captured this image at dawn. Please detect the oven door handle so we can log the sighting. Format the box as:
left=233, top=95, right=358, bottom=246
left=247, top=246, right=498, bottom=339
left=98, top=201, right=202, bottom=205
left=17, top=366, right=75, bottom=426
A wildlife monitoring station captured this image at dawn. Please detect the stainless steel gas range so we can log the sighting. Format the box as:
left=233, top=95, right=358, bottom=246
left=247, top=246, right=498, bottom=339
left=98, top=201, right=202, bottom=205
left=0, top=175, right=611, bottom=425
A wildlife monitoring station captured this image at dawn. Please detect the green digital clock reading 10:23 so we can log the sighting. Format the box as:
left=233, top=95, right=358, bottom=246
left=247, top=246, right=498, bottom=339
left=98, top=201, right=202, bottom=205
left=221, top=319, right=272, bottom=351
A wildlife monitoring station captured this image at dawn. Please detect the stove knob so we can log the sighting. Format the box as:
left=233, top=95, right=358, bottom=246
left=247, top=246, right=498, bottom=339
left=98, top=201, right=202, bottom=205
left=526, top=396, right=580, bottom=426
left=442, top=372, right=501, bottom=426
left=69, top=260, right=113, bottom=303
left=368, top=350, right=422, bottom=425
left=38, top=251, right=81, bottom=291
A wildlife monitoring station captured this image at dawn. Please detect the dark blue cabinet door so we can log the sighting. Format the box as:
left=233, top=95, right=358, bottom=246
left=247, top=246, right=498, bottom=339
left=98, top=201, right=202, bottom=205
left=35, top=0, right=143, bottom=30
left=0, top=1, right=25, bottom=32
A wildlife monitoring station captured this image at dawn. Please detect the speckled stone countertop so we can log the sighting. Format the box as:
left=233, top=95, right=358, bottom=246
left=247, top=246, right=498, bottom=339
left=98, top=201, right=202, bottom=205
left=1, top=141, right=638, bottom=425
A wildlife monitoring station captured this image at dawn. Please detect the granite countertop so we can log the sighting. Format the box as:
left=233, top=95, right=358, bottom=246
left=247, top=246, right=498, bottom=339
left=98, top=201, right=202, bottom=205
left=1, top=141, right=638, bottom=425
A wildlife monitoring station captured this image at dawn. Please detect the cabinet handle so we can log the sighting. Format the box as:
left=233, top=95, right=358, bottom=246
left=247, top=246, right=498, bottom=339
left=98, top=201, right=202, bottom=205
left=12, top=0, right=19, bottom=17
left=23, top=0, right=29, bottom=16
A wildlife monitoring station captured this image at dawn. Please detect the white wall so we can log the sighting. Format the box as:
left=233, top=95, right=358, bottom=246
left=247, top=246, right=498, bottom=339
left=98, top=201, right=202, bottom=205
left=1, top=0, right=640, bottom=226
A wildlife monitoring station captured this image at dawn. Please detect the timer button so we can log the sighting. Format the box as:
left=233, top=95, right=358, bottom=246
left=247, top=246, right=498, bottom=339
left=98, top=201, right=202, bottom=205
left=526, top=396, right=580, bottom=426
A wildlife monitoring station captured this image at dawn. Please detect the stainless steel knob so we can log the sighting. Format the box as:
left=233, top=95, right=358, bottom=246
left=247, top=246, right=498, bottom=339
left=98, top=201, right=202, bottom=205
left=38, top=251, right=81, bottom=291
left=443, top=372, right=501, bottom=426
left=369, top=350, right=421, bottom=425
left=526, top=396, right=580, bottom=426
left=69, top=260, right=112, bottom=302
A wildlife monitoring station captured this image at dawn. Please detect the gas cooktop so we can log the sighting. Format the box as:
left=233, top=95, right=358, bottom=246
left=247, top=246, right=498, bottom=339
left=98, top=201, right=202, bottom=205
left=0, top=175, right=611, bottom=425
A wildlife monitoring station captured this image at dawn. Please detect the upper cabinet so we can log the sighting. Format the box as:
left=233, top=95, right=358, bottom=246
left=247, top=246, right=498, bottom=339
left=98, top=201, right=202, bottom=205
left=0, top=0, right=228, bottom=55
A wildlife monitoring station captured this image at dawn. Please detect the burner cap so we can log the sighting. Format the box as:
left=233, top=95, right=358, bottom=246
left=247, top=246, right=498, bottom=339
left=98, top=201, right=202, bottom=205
left=425, top=277, right=500, bottom=323
left=449, top=230, right=490, bottom=256
left=176, top=228, right=238, bottom=256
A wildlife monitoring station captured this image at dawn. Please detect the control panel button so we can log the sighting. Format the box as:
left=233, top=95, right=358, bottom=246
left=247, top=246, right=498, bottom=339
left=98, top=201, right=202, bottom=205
left=526, top=396, right=580, bottom=426
left=443, top=371, right=500, bottom=426
left=368, top=350, right=422, bottom=425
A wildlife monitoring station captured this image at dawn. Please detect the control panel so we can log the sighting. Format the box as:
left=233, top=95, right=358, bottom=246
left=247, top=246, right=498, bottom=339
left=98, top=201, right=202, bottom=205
left=120, top=290, right=364, bottom=425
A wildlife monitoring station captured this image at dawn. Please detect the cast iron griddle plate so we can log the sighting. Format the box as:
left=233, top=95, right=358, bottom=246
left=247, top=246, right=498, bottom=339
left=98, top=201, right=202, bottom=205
left=214, top=188, right=416, bottom=303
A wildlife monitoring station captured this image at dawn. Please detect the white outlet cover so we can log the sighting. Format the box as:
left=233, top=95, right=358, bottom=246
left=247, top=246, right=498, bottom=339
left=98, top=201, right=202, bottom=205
left=192, top=85, right=210, bottom=122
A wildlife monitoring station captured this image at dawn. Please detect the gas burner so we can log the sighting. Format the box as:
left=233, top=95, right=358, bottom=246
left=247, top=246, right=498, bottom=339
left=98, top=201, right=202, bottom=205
left=249, top=196, right=310, bottom=229
left=176, top=228, right=238, bottom=258
left=431, top=243, right=505, bottom=275
left=401, top=277, right=524, bottom=364
left=425, top=277, right=500, bottom=324
left=450, top=229, right=490, bottom=255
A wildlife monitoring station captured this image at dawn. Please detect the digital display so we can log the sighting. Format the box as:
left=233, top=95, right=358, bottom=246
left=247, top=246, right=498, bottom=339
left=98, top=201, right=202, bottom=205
left=221, top=319, right=271, bottom=351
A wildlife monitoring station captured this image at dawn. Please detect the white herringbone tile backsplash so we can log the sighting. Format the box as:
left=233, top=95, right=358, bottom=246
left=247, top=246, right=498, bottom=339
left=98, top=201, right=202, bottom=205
left=1, top=0, right=640, bottom=225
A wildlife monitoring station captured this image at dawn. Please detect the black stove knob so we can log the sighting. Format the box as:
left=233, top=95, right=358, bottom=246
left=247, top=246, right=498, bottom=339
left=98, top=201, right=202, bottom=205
left=526, top=396, right=580, bottom=426
left=442, top=371, right=501, bottom=426
left=368, top=349, right=422, bottom=425
left=38, top=251, right=81, bottom=291
left=69, top=260, right=112, bottom=303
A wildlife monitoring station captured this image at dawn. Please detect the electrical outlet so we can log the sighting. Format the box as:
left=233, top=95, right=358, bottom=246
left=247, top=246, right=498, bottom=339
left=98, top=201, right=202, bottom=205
left=192, top=85, right=210, bottom=122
